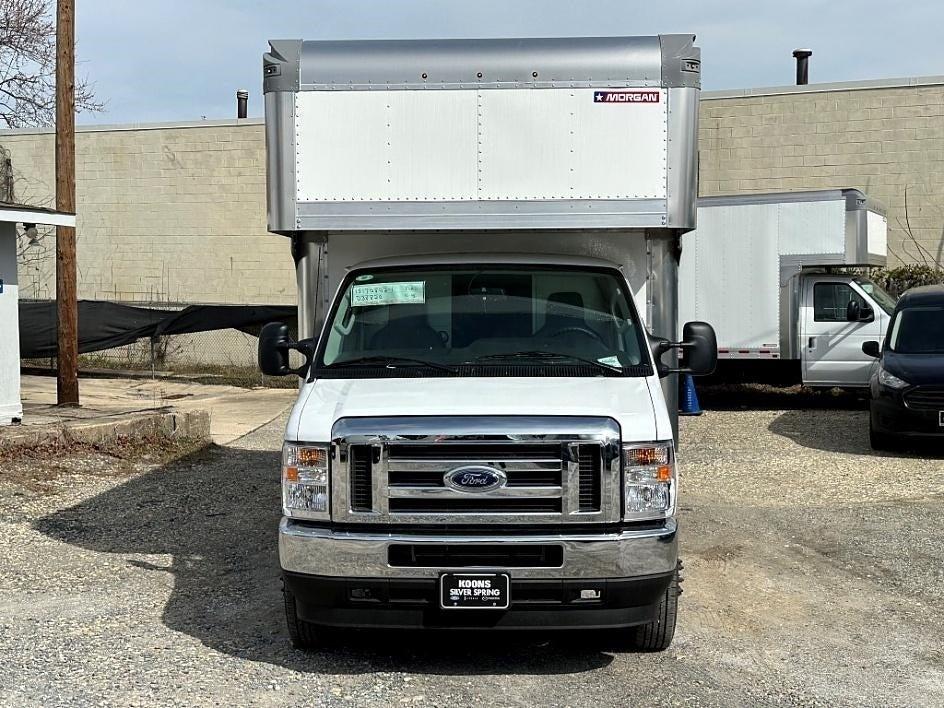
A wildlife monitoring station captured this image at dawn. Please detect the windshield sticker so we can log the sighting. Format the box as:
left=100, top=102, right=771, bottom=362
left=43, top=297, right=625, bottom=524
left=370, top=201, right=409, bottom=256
left=351, top=281, right=426, bottom=307
left=355, top=274, right=374, bottom=282
left=597, top=356, right=622, bottom=367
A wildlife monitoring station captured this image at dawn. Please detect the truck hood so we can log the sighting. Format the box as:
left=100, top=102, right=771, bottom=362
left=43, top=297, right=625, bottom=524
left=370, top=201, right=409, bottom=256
left=288, top=376, right=668, bottom=443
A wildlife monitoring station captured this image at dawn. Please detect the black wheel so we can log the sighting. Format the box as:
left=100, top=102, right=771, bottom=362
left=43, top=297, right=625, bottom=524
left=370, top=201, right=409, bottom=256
left=283, top=581, right=322, bottom=650
left=629, top=562, right=680, bottom=651
left=868, top=407, right=896, bottom=451
left=869, top=426, right=896, bottom=451
left=607, top=562, right=681, bottom=652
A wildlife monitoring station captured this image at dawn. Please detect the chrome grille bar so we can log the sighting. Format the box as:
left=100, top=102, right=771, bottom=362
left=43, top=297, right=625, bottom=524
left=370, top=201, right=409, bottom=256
left=388, top=486, right=564, bottom=499
left=388, top=459, right=562, bottom=473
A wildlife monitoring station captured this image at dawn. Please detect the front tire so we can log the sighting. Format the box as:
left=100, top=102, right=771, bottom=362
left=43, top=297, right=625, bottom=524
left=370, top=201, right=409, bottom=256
left=869, top=412, right=896, bottom=451
left=609, top=562, right=681, bottom=652
left=283, top=581, right=322, bottom=650
left=631, top=563, right=680, bottom=651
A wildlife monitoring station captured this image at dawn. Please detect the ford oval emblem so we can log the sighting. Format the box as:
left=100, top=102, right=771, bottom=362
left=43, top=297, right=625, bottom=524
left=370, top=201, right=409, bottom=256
left=444, top=465, right=507, bottom=493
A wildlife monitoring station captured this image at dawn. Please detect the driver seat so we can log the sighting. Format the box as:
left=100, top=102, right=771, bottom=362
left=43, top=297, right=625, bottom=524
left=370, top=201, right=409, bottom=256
left=368, top=305, right=444, bottom=351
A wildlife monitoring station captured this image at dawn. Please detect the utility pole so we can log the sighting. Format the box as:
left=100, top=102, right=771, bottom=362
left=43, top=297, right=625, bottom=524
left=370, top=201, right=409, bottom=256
left=56, top=0, right=78, bottom=405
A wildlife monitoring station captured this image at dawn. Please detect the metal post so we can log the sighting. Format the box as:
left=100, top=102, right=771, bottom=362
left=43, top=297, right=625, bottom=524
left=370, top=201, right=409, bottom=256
left=150, top=336, right=157, bottom=379
left=56, top=0, right=78, bottom=406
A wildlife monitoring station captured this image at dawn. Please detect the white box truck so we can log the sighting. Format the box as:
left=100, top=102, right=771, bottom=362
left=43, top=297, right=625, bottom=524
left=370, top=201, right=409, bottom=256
left=258, top=35, right=715, bottom=650
left=679, top=190, right=895, bottom=387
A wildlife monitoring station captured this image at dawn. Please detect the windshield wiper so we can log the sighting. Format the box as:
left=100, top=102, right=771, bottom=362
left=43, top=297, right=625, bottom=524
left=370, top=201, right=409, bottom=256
left=468, top=350, right=623, bottom=374
left=325, top=355, right=457, bottom=373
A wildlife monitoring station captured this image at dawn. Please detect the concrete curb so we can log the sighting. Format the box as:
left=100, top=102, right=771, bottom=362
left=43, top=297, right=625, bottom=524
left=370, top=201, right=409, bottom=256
left=0, top=409, right=211, bottom=451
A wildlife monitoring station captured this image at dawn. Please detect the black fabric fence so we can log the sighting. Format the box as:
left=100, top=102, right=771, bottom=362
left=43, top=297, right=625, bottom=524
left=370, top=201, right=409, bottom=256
left=19, top=300, right=297, bottom=359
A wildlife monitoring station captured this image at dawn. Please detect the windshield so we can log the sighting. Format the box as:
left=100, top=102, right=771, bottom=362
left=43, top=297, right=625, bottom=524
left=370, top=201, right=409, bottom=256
left=316, top=265, right=651, bottom=377
left=855, top=277, right=897, bottom=315
left=889, top=306, right=944, bottom=354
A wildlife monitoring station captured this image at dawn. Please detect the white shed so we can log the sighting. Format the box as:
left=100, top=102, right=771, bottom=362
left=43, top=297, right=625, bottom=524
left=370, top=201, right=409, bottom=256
left=0, top=203, right=76, bottom=425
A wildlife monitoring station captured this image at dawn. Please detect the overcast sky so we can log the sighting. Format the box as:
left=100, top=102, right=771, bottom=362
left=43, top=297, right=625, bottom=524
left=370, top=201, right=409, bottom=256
left=75, top=0, right=943, bottom=125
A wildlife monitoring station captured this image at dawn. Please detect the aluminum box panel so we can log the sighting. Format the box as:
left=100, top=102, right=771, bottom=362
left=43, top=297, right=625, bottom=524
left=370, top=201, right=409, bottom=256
left=476, top=89, right=667, bottom=201
left=295, top=88, right=667, bottom=204
left=679, top=204, right=780, bottom=351
left=295, top=91, right=479, bottom=202
left=778, top=200, right=846, bottom=256
left=867, top=210, right=888, bottom=258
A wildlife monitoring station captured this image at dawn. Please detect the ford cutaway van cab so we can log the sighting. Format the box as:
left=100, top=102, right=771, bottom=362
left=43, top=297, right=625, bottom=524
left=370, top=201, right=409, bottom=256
left=261, top=253, right=716, bottom=649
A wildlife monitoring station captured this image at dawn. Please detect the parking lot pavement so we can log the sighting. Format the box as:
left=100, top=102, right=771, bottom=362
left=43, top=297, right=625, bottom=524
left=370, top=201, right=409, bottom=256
left=0, top=407, right=942, bottom=707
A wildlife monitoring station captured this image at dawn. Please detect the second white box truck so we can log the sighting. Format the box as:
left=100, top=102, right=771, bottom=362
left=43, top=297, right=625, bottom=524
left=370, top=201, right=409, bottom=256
left=680, top=189, right=895, bottom=387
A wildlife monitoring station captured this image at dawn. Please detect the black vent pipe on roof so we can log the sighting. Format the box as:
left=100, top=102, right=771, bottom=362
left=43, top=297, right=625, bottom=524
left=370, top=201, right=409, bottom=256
left=793, top=49, right=812, bottom=85
left=236, top=89, right=249, bottom=119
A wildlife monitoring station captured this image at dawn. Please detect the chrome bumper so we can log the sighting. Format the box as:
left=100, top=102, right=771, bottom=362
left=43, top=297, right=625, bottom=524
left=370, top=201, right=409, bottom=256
left=279, top=518, right=678, bottom=580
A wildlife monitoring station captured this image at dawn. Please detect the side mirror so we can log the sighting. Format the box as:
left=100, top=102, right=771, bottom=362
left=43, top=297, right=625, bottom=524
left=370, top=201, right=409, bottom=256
left=846, top=300, right=860, bottom=321
left=862, top=340, right=881, bottom=358
left=847, top=300, right=874, bottom=323
left=679, top=321, right=718, bottom=376
left=651, top=321, right=718, bottom=378
left=258, top=322, right=314, bottom=377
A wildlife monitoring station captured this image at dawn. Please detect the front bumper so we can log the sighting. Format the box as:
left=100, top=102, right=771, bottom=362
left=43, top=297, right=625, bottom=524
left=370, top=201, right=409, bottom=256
left=283, top=571, right=674, bottom=630
left=279, top=518, right=678, bottom=580
left=279, top=519, right=678, bottom=630
left=871, top=394, right=944, bottom=437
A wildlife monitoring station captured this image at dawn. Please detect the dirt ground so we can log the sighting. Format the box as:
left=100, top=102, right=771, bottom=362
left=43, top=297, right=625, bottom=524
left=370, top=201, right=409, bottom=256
left=0, top=402, right=942, bottom=707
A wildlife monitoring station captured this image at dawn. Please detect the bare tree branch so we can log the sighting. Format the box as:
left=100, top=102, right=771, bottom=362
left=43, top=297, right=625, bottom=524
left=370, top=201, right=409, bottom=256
left=894, top=183, right=942, bottom=269
left=0, top=0, right=102, bottom=129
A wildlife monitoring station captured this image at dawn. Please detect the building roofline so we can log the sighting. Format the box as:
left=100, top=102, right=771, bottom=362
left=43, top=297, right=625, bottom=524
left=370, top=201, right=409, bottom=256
left=0, top=117, right=264, bottom=137
left=0, top=202, right=75, bottom=227
left=703, top=75, right=944, bottom=100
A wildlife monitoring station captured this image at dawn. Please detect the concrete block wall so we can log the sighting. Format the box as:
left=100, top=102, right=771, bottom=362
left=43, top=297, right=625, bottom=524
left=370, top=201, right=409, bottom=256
left=700, top=78, right=944, bottom=266
left=1, top=119, right=296, bottom=304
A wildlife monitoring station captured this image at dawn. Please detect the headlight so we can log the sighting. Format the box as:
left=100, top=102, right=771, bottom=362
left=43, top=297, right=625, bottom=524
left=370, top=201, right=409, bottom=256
left=623, top=441, right=676, bottom=521
left=282, top=443, right=330, bottom=520
left=878, top=367, right=909, bottom=390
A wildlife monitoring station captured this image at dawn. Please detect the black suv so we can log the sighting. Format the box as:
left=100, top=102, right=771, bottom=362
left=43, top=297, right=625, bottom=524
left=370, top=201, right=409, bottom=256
left=862, top=285, right=944, bottom=450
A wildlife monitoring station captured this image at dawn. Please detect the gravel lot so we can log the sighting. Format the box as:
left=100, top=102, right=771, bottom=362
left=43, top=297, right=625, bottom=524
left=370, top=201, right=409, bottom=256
left=0, top=403, right=942, bottom=707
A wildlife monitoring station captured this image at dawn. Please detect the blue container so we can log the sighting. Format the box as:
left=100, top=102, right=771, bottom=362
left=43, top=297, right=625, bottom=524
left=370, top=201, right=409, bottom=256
left=679, top=374, right=704, bottom=416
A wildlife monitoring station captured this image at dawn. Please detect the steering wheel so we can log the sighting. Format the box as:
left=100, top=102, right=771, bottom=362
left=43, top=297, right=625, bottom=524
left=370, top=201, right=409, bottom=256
left=548, top=326, right=605, bottom=344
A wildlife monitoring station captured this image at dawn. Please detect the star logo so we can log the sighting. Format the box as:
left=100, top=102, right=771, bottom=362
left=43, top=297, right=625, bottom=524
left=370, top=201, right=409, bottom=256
left=594, top=92, right=604, bottom=102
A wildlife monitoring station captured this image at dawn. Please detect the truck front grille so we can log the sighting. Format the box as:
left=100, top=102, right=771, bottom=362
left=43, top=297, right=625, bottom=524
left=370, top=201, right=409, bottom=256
left=332, top=417, right=621, bottom=525
left=904, top=387, right=944, bottom=410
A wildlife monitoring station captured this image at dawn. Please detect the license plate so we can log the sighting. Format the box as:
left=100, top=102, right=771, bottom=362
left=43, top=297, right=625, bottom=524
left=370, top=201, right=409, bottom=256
left=440, top=573, right=510, bottom=610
